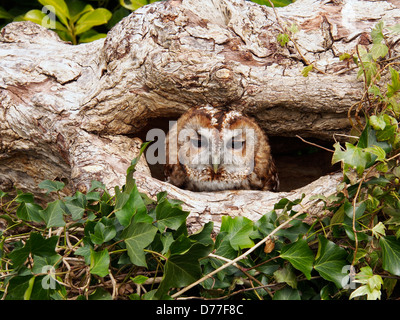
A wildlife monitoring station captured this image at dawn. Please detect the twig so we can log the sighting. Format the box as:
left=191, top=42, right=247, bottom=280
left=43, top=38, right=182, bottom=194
left=171, top=200, right=319, bottom=299
left=296, top=135, right=334, bottom=153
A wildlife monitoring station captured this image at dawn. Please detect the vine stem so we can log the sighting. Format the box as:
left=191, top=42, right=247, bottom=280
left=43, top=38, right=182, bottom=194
left=171, top=200, right=318, bottom=299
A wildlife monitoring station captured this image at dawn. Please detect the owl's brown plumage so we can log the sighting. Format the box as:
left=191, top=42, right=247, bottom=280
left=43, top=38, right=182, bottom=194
left=164, top=105, right=279, bottom=192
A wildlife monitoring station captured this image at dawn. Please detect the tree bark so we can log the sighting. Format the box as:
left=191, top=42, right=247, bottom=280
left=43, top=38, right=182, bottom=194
left=1, top=0, right=399, bottom=231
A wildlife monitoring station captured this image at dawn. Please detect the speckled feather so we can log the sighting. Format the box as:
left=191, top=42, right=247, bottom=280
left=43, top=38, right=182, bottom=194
left=164, top=105, right=279, bottom=192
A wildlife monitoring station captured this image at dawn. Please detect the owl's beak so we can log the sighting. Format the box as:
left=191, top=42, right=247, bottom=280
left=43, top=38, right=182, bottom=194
left=212, top=154, right=220, bottom=173
left=212, top=163, right=219, bottom=174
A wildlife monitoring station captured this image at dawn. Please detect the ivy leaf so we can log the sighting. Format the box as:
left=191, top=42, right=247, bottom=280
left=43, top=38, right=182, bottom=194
left=387, top=66, right=400, bottom=98
left=38, top=180, right=65, bottom=194
left=379, top=236, right=400, bottom=276
left=332, top=142, right=370, bottom=174
left=115, top=183, right=147, bottom=227
left=39, top=200, right=66, bottom=228
left=90, top=218, right=117, bottom=245
left=155, top=197, right=189, bottom=232
left=16, top=202, right=43, bottom=223
left=8, top=233, right=58, bottom=268
left=280, top=239, right=314, bottom=280
left=89, top=249, right=110, bottom=277
left=301, top=64, right=313, bottom=77
left=220, top=216, right=254, bottom=250
left=277, top=33, right=289, bottom=47
left=123, top=222, right=158, bottom=267
left=274, top=264, right=297, bottom=289
left=273, top=287, right=301, bottom=300
left=156, top=242, right=213, bottom=299
left=370, top=43, right=388, bottom=60
left=370, top=115, right=387, bottom=131
left=313, top=235, right=348, bottom=288
left=371, top=20, right=385, bottom=44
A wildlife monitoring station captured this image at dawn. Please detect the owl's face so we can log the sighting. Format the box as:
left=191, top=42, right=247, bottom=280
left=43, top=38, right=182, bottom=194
left=165, top=105, right=278, bottom=192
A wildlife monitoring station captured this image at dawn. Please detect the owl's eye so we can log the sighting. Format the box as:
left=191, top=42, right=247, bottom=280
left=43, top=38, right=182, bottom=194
left=228, top=138, right=245, bottom=150
left=191, top=134, right=208, bottom=148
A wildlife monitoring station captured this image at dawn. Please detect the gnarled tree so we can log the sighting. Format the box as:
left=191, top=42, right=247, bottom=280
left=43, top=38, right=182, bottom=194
left=1, top=0, right=400, bottom=231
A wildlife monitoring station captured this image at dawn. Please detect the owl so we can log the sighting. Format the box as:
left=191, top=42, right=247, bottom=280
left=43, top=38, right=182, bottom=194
left=164, top=105, right=279, bottom=192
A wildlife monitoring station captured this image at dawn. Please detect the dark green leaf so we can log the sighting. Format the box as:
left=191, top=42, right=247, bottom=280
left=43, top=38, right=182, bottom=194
left=380, top=236, right=400, bottom=276
left=387, top=66, right=400, bottom=98
left=16, top=202, right=43, bottom=223
left=155, top=198, right=189, bottom=231
left=313, top=235, right=348, bottom=288
left=8, top=233, right=58, bottom=268
left=88, top=288, right=112, bottom=300
left=156, top=242, right=213, bottom=298
left=90, top=218, right=117, bottom=245
left=39, top=200, right=66, bottom=228
left=89, top=249, right=110, bottom=277
left=115, top=183, right=147, bottom=227
left=123, top=222, right=158, bottom=267
left=38, top=180, right=65, bottom=193
left=280, top=239, right=314, bottom=280
left=273, top=286, right=301, bottom=300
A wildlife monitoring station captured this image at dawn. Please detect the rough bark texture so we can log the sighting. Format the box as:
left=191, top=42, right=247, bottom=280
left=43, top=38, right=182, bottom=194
left=1, top=0, right=400, bottom=231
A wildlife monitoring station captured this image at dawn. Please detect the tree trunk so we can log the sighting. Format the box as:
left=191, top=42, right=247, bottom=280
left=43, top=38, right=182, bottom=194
left=1, top=0, right=399, bottom=231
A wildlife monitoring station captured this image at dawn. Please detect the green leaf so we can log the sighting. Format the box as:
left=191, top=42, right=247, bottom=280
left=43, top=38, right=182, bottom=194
left=119, top=0, right=148, bottom=11
left=115, top=183, right=147, bottom=227
left=79, top=30, right=107, bottom=43
left=313, top=235, right=348, bottom=288
left=64, top=197, right=86, bottom=221
left=4, top=276, right=32, bottom=300
left=38, top=0, right=70, bottom=27
left=39, top=200, right=66, bottom=228
left=370, top=115, right=387, bottom=131
left=344, top=200, right=366, bottom=220
left=123, top=222, right=158, bottom=267
left=38, top=180, right=65, bottom=194
left=155, top=198, right=189, bottom=232
left=16, top=202, right=43, bottom=223
left=90, top=249, right=110, bottom=277
left=274, top=264, right=297, bottom=289
left=370, top=43, right=388, bottom=60
left=88, top=287, right=112, bottom=300
left=365, top=145, right=386, bottom=162
left=131, top=275, right=149, bottom=285
left=156, top=242, right=213, bottom=298
left=277, top=33, right=289, bottom=47
left=273, top=287, right=301, bottom=300
left=339, top=53, right=352, bottom=61
left=75, top=8, right=112, bottom=35
left=8, top=233, right=58, bottom=268
left=379, top=236, right=400, bottom=276
left=252, top=0, right=293, bottom=7
left=90, top=218, right=116, bottom=245
left=332, top=142, right=370, bottom=174
left=220, top=216, right=254, bottom=250
left=68, top=0, right=94, bottom=23
left=371, top=20, right=385, bottom=44
left=387, top=66, right=400, bottom=98
left=301, top=64, right=313, bottom=77
left=280, top=239, right=314, bottom=280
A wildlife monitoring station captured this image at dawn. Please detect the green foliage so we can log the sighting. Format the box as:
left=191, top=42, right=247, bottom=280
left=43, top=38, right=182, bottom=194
left=1, top=3, right=400, bottom=301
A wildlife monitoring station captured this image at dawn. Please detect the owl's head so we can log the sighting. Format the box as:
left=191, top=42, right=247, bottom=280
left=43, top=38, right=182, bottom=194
left=165, top=105, right=278, bottom=192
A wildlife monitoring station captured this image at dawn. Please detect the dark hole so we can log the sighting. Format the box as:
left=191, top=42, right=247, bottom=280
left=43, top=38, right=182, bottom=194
left=135, top=117, right=339, bottom=192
